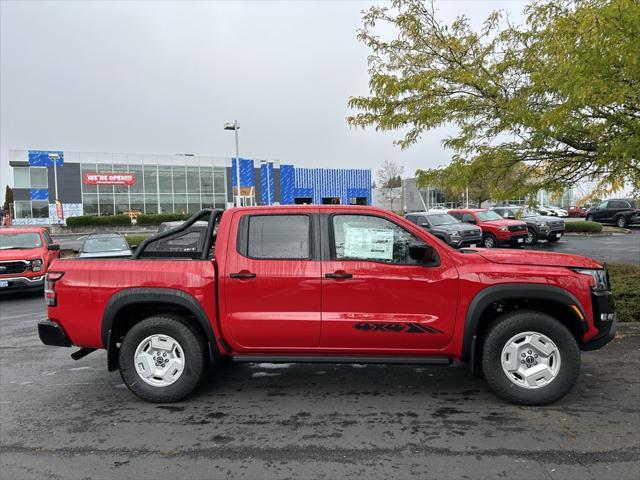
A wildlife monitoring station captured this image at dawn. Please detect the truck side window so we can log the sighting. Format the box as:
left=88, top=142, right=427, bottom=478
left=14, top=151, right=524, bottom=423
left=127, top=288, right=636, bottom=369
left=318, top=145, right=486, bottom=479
left=462, top=213, right=475, bottom=223
left=331, top=214, right=427, bottom=265
left=246, top=215, right=310, bottom=259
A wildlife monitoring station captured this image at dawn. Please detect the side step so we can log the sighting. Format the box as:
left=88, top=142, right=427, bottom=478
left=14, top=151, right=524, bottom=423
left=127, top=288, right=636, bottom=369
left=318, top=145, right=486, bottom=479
left=230, top=355, right=452, bottom=366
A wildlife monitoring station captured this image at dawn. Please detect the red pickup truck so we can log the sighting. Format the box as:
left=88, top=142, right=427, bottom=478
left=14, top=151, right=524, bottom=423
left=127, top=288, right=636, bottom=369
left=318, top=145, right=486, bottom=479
left=38, top=206, right=616, bottom=405
left=1, top=227, right=60, bottom=290
left=449, top=209, right=529, bottom=248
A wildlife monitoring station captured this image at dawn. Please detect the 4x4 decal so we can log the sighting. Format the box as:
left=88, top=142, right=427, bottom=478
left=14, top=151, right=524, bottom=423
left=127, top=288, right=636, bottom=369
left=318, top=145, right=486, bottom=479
left=353, top=322, right=443, bottom=334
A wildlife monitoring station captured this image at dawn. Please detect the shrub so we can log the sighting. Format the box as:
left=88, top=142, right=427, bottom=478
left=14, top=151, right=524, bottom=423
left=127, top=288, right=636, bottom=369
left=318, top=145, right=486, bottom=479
left=607, top=263, right=640, bottom=323
left=565, top=221, right=602, bottom=233
left=136, top=213, right=191, bottom=225
left=66, top=215, right=131, bottom=227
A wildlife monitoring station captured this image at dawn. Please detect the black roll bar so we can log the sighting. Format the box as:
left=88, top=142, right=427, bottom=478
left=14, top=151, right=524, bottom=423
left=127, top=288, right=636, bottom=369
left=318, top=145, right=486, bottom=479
left=133, top=208, right=224, bottom=260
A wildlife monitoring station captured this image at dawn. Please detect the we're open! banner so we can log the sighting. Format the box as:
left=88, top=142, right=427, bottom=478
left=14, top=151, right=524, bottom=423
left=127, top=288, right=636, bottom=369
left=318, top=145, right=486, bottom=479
left=83, top=172, right=136, bottom=186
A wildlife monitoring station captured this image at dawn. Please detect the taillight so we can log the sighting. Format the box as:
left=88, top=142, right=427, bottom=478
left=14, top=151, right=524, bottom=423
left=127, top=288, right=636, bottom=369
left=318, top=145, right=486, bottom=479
left=45, top=271, right=64, bottom=307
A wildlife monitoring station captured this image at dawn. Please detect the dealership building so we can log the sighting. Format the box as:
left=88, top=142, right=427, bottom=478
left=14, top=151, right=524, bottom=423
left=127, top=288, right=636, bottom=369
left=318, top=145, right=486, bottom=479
left=7, top=149, right=371, bottom=224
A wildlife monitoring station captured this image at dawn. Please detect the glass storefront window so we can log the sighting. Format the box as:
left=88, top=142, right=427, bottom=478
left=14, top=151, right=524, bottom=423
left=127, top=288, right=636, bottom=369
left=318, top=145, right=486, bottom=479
left=213, top=168, right=226, bottom=193
left=14, top=201, right=32, bottom=218
left=30, top=168, right=48, bottom=188
left=115, top=194, right=130, bottom=214
left=113, top=164, right=129, bottom=195
left=32, top=201, right=49, bottom=218
left=97, top=164, right=114, bottom=196
left=159, top=195, right=174, bottom=214
left=173, top=194, right=187, bottom=215
left=200, top=167, right=214, bottom=193
left=129, top=165, right=143, bottom=194
left=100, top=195, right=115, bottom=216
left=81, top=163, right=98, bottom=194
left=173, top=166, right=186, bottom=193
left=144, top=194, right=158, bottom=214
left=14, top=168, right=30, bottom=188
left=158, top=166, right=173, bottom=194
left=130, top=194, right=144, bottom=213
left=214, top=194, right=227, bottom=209
left=187, top=167, right=200, bottom=193
left=143, top=165, right=158, bottom=194
left=83, top=194, right=99, bottom=216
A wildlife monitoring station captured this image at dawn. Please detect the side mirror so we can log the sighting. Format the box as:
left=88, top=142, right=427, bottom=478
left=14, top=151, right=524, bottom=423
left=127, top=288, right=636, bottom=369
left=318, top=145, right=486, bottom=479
left=409, top=242, right=436, bottom=263
left=420, top=222, right=429, bottom=228
left=48, top=244, right=60, bottom=251
left=466, top=219, right=476, bottom=224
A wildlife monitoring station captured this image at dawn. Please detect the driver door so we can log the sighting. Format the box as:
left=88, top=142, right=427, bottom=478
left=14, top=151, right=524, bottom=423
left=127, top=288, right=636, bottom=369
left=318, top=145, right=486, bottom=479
left=320, top=212, right=458, bottom=351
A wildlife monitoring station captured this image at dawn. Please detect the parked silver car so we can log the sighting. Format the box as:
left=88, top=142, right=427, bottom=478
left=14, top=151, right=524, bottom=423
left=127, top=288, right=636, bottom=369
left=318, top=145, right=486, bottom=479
left=78, top=233, right=132, bottom=258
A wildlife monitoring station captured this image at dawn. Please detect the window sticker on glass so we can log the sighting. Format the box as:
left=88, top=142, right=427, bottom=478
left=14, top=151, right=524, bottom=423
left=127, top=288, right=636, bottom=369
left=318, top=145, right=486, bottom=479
left=343, top=225, right=394, bottom=260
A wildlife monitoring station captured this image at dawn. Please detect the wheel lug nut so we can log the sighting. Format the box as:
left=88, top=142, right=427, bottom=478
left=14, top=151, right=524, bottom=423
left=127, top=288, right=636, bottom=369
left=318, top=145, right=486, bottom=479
left=520, top=360, right=525, bottom=364
left=521, top=353, right=525, bottom=357
left=528, top=350, right=532, bottom=354
left=534, top=354, right=538, bottom=358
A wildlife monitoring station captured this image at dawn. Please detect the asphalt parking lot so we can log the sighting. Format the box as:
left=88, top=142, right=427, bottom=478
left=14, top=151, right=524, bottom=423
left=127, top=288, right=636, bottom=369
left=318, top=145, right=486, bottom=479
left=530, top=227, right=640, bottom=265
left=1, top=292, right=639, bottom=480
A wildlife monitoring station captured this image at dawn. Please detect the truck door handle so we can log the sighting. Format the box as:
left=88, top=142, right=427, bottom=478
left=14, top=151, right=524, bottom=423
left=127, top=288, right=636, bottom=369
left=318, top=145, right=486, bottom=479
left=230, top=272, right=257, bottom=279
left=325, top=271, right=353, bottom=279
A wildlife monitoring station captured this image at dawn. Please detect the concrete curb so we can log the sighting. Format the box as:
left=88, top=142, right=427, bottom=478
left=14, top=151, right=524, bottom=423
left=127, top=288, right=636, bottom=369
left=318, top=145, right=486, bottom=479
left=617, top=322, right=640, bottom=335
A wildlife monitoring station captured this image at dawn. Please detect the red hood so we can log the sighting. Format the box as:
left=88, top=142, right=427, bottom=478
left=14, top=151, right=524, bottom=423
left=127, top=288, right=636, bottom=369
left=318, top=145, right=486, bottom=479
left=0, top=248, right=44, bottom=261
left=481, top=218, right=526, bottom=227
left=475, top=249, right=602, bottom=269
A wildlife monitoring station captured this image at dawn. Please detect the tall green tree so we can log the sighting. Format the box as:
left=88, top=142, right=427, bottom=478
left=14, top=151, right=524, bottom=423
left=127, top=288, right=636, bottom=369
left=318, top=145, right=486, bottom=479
left=348, top=0, right=640, bottom=200
left=3, top=186, right=13, bottom=212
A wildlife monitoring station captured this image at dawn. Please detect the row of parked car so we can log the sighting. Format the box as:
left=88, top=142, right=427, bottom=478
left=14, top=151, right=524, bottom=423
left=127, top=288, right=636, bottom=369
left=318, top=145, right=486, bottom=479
left=406, top=207, right=565, bottom=249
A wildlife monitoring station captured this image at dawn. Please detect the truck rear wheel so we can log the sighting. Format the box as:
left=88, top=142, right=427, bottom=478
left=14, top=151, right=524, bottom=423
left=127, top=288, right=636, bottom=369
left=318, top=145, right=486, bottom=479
left=481, top=310, right=580, bottom=405
left=119, top=314, right=206, bottom=402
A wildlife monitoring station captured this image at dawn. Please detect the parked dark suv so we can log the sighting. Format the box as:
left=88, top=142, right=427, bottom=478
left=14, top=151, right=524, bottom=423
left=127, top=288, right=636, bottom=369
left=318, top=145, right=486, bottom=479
left=405, top=212, right=482, bottom=248
left=492, top=207, right=565, bottom=245
left=586, top=199, right=640, bottom=228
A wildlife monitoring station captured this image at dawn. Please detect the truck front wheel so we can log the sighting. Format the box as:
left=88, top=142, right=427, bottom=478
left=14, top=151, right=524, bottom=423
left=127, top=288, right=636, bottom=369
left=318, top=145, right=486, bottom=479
left=119, top=315, right=206, bottom=402
left=481, top=310, right=580, bottom=405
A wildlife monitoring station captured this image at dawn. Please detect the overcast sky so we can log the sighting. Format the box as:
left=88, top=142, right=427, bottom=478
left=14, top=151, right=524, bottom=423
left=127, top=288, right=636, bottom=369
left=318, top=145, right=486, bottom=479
left=0, top=0, right=527, bottom=202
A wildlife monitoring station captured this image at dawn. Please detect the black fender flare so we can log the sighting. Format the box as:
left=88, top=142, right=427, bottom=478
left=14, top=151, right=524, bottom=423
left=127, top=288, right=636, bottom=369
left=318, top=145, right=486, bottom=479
left=461, top=283, right=588, bottom=362
left=102, top=287, right=218, bottom=370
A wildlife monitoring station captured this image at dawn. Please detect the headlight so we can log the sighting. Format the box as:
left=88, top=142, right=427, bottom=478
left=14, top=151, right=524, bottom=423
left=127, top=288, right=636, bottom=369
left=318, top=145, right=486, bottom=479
left=498, top=226, right=509, bottom=231
left=449, top=231, right=461, bottom=237
left=539, top=222, right=548, bottom=228
left=30, top=259, right=44, bottom=272
left=573, top=268, right=609, bottom=291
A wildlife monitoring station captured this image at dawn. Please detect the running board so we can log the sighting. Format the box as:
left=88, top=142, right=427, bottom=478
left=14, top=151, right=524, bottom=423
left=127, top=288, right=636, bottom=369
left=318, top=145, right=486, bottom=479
left=230, top=355, right=452, bottom=366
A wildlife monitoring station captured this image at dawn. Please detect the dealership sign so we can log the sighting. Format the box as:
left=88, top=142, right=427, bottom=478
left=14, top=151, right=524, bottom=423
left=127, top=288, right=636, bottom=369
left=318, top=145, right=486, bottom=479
left=83, top=172, right=136, bottom=186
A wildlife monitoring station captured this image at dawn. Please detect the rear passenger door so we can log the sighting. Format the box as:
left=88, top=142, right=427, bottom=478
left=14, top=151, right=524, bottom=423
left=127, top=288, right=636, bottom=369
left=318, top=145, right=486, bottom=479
left=223, top=211, right=322, bottom=349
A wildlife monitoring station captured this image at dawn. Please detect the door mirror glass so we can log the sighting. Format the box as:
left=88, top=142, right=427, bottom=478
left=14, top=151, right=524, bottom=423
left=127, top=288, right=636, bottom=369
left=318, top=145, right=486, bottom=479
left=409, top=242, right=436, bottom=264
left=420, top=222, right=429, bottom=228
left=48, top=244, right=60, bottom=251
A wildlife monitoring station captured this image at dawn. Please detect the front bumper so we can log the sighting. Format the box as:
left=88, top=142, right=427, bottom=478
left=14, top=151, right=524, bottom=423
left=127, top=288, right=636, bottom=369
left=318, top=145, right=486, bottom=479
left=0, top=275, right=45, bottom=290
left=545, top=229, right=565, bottom=240
left=583, top=290, right=617, bottom=351
left=504, top=233, right=527, bottom=245
left=450, top=235, right=482, bottom=248
left=38, top=320, right=72, bottom=347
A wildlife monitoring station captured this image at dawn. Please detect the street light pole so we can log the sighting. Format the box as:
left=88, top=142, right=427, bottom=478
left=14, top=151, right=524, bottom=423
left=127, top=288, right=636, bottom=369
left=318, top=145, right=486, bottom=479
left=224, top=121, right=241, bottom=207
left=49, top=153, right=60, bottom=203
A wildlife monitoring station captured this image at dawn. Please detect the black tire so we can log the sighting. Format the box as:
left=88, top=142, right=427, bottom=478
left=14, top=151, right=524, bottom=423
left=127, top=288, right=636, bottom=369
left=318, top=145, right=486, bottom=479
left=482, top=233, right=497, bottom=248
left=524, top=228, right=538, bottom=246
left=616, top=216, right=628, bottom=228
left=119, top=314, right=206, bottom=403
left=586, top=214, right=594, bottom=222
left=481, top=310, right=580, bottom=405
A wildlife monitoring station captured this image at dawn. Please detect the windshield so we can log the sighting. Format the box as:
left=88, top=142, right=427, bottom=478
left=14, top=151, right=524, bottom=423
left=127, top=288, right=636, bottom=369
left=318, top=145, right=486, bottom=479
left=520, top=209, right=541, bottom=218
left=475, top=211, right=503, bottom=221
left=83, top=236, right=129, bottom=253
left=0, top=233, right=42, bottom=250
left=428, top=214, right=459, bottom=226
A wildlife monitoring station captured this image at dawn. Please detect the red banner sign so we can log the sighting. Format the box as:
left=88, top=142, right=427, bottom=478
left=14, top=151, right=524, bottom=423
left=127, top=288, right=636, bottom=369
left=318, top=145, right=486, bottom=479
left=55, top=200, right=64, bottom=220
left=83, top=172, right=136, bottom=186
